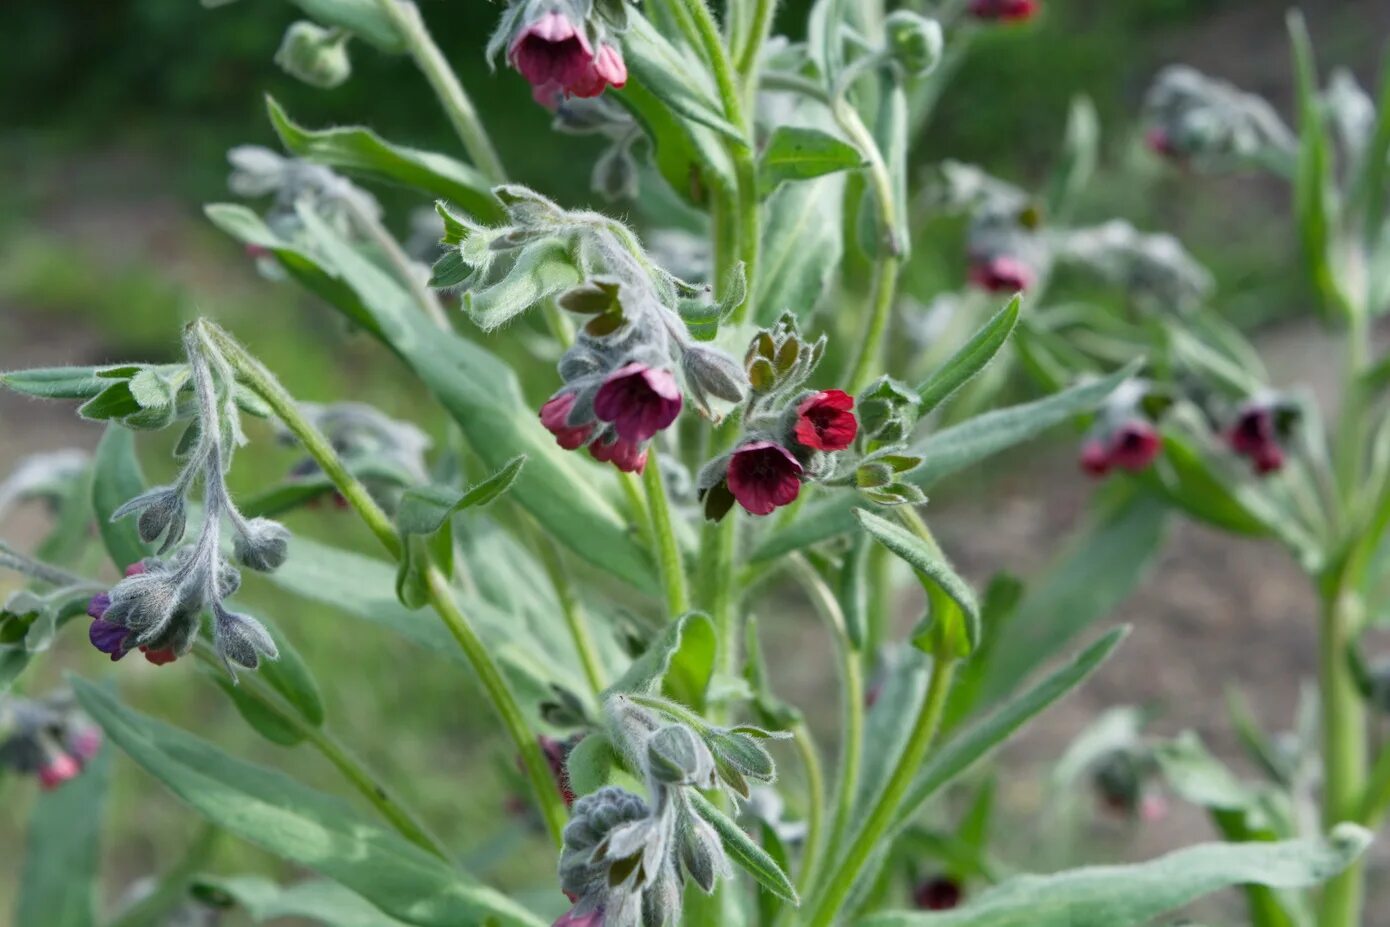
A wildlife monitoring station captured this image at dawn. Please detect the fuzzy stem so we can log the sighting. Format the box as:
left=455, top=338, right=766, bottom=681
left=1316, top=583, right=1367, bottom=927
left=791, top=721, right=827, bottom=896
left=619, top=472, right=654, bottom=549
left=372, top=0, right=507, bottom=184
left=846, top=254, right=902, bottom=394
left=733, top=0, right=778, bottom=83
left=642, top=451, right=691, bottom=618
left=807, top=654, right=957, bottom=927
left=192, top=643, right=449, bottom=859
left=341, top=195, right=451, bottom=331
left=201, top=321, right=568, bottom=846
left=0, top=540, right=90, bottom=589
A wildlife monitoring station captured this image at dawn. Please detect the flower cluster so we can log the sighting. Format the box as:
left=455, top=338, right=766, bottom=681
left=88, top=330, right=284, bottom=675
left=1078, top=380, right=1164, bottom=478
left=697, top=315, right=860, bottom=519
left=1056, top=220, right=1213, bottom=313
left=1092, top=746, right=1168, bottom=823
left=489, top=0, right=631, bottom=106
left=0, top=691, right=101, bottom=790
left=927, top=162, right=1044, bottom=295
left=1143, top=66, right=1295, bottom=169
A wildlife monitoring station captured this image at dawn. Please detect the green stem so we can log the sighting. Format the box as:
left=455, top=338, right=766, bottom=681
left=791, top=721, right=827, bottom=897
left=202, top=321, right=568, bottom=846
left=642, top=451, right=690, bottom=617
left=373, top=0, right=507, bottom=184
left=192, top=644, right=449, bottom=859
left=733, top=0, right=777, bottom=82
left=424, top=565, right=569, bottom=844
left=1359, top=739, right=1390, bottom=826
left=342, top=194, right=450, bottom=331
left=106, top=825, right=221, bottom=927
left=845, top=254, right=902, bottom=394
left=1316, top=584, right=1367, bottom=927
left=619, top=472, right=654, bottom=549
left=533, top=529, right=606, bottom=696
left=807, top=655, right=957, bottom=927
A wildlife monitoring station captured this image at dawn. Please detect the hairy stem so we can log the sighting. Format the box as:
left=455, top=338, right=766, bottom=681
left=642, top=451, right=691, bottom=618
left=807, top=654, right=957, bottom=927
left=373, top=0, right=507, bottom=184
left=1317, top=583, right=1367, bottom=927
left=846, top=254, right=902, bottom=394
left=201, top=320, right=568, bottom=846
left=791, top=721, right=827, bottom=896
left=733, top=0, right=778, bottom=84
left=341, top=195, right=451, bottom=331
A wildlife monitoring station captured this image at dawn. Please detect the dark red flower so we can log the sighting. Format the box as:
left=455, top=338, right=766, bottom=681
left=588, top=433, right=647, bottom=474
left=509, top=11, right=627, bottom=105
left=141, top=647, right=178, bottom=666
left=69, top=728, right=102, bottom=764
left=727, top=441, right=803, bottom=516
left=914, top=876, right=964, bottom=911
left=553, top=907, right=604, bottom=927
left=1226, top=403, right=1285, bottom=475
left=1145, top=126, right=1179, bottom=159
left=1079, top=437, right=1111, bottom=477
left=968, top=255, right=1035, bottom=293
left=1108, top=420, right=1161, bottom=472
left=593, top=363, right=682, bottom=444
left=539, top=736, right=577, bottom=808
left=968, top=0, right=1039, bottom=22
left=540, top=393, right=596, bottom=451
left=794, top=390, right=858, bottom=452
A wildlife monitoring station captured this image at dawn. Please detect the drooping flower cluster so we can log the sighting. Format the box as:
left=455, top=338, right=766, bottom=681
left=1079, top=379, right=1164, bottom=478
left=0, top=691, right=101, bottom=790
left=88, top=329, right=284, bottom=675
left=1143, top=66, right=1296, bottom=170
left=1056, top=220, right=1213, bottom=313
left=488, top=0, right=631, bottom=106
left=697, top=315, right=860, bottom=519
left=1225, top=394, right=1298, bottom=476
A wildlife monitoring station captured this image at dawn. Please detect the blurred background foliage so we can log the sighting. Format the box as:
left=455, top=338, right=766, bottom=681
left=2, top=0, right=1387, bottom=923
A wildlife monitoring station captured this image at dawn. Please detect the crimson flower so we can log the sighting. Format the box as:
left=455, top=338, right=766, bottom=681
left=794, top=390, right=858, bottom=451
left=968, top=0, right=1040, bottom=22
left=1108, top=421, right=1161, bottom=472
left=1226, top=403, right=1285, bottom=475
left=540, top=392, right=595, bottom=450
left=968, top=255, right=1035, bottom=293
left=727, top=441, right=803, bottom=516
left=509, top=11, right=627, bottom=105
left=588, top=433, right=647, bottom=474
left=593, top=363, right=682, bottom=444
left=914, top=876, right=964, bottom=911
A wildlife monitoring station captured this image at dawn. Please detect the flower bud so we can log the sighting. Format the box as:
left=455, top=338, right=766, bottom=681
left=275, top=21, right=352, bottom=90
left=233, top=517, right=291, bottom=572
left=212, top=605, right=279, bottom=674
left=682, top=343, right=748, bottom=416
left=914, top=876, right=964, bottom=910
left=38, top=751, right=81, bottom=791
left=593, top=144, right=639, bottom=202
left=855, top=377, right=921, bottom=448
left=112, top=486, right=188, bottom=554
left=646, top=724, right=717, bottom=788
left=884, top=11, right=943, bottom=77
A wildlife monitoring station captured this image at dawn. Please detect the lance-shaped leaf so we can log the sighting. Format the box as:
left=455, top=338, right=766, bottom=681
left=605, top=611, right=716, bottom=710
left=917, top=297, right=1021, bottom=416
left=71, top=680, right=546, bottom=927
left=688, top=791, right=798, bottom=905
left=854, top=509, right=980, bottom=655
left=622, top=12, right=746, bottom=144
left=758, top=126, right=865, bottom=195
left=192, top=876, right=414, bottom=927
left=858, top=825, right=1370, bottom=927
left=16, top=742, right=110, bottom=927
left=92, top=425, right=152, bottom=571
left=267, top=98, right=503, bottom=224
left=397, top=457, right=526, bottom=537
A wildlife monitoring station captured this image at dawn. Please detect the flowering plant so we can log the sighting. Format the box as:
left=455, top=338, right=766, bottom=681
left=0, top=2, right=1378, bottom=927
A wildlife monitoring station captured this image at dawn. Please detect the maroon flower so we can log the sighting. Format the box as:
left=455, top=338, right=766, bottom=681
left=38, top=752, right=80, bottom=791
left=541, top=393, right=595, bottom=450
left=968, top=0, right=1039, bottom=22
left=509, top=11, right=627, bottom=105
left=727, top=441, right=803, bottom=516
left=914, top=876, right=964, bottom=911
left=1145, top=126, right=1180, bottom=160
left=794, top=390, right=858, bottom=452
left=87, top=561, right=148, bottom=661
left=1108, top=420, right=1161, bottom=472
left=588, top=433, right=647, bottom=474
left=553, top=907, right=604, bottom=927
left=593, top=363, right=682, bottom=444
left=1226, top=403, right=1285, bottom=475
left=968, top=255, right=1035, bottom=293
left=1078, top=437, right=1111, bottom=477
left=539, top=735, right=577, bottom=808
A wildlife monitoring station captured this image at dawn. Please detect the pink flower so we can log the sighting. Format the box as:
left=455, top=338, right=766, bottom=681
left=727, top=441, right=803, bottom=516
left=794, top=390, right=858, bottom=452
left=553, top=907, right=604, bottom=927
left=509, top=11, right=627, bottom=105
left=1145, top=126, right=1179, bottom=159
left=593, top=363, right=682, bottom=444
left=69, top=728, right=102, bottom=764
left=540, top=393, right=596, bottom=450
left=588, top=433, right=647, bottom=474
left=968, top=255, right=1035, bottom=293
left=1079, top=437, right=1111, bottom=477
left=968, top=0, right=1039, bottom=22
left=38, top=753, right=80, bottom=790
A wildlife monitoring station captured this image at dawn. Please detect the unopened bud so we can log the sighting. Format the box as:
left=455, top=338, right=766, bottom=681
left=884, top=11, right=943, bottom=77
left=275, top=21, right=352, bottom=90
left=233, top=518, right=291, bottom=572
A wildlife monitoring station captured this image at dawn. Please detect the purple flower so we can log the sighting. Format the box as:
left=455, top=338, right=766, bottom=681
left=89, top=618, right=132, bottom=661
left=726, top=441, right=803, bottom=516
left=508, top=10, right=627, bottom=106
left=593, top=363, right=682, bottom=444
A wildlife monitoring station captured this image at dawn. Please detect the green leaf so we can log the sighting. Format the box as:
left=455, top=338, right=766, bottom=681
left=855, top=647, right=930, bottom=813
left=91, top=425, right=151, bottom=571
left=757, top=126, right=865, bottom=196
left=606, top=612, right=716, bottom=709
left=194, top=875, right=415, bottom=926
left=1151, top=432, right=1278, bottom=536
left=289, top=0, right=405, bottom=53
left=756, top=174, right=845, bottom=324
left=71, top=680, right=546, bottom=927
left=463, top=241, right=582, bottom=331
left=565, top=733, right=617, bottom=797
left=1044, top=96, right=1099, bottom=222
left=858, top=826, right=1369, bottom=927
left=688, top=791, right=798, bottom=905
left=612, top=77, right=735, bottom=209
left=896, top=629, right=1127, bottom=833
left=969, top=489, right=1168, bottom=710
left=621, top=12, right=747, bottom=144
left=266, top=98, right=503, bottom=224
left=0, top=366, right=117, bottom=400
left=1355, top=50, right=1390, bottom=246
left=16, top=743, right=110, bottom=927
left=397, top=456, right=526, bottom=536
left=207, top=203, right=657, bottom=594
left=259, top=617, right=326, bottom=727
left=916, top=297, right=1020, bottom=417
left=212, top=673, right=305, bottom=747
left=854, top=510, right=980, bottom=655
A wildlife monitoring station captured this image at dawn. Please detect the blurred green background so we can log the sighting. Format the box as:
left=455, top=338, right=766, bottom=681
left=2, top=0, right=1387, bottom=923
